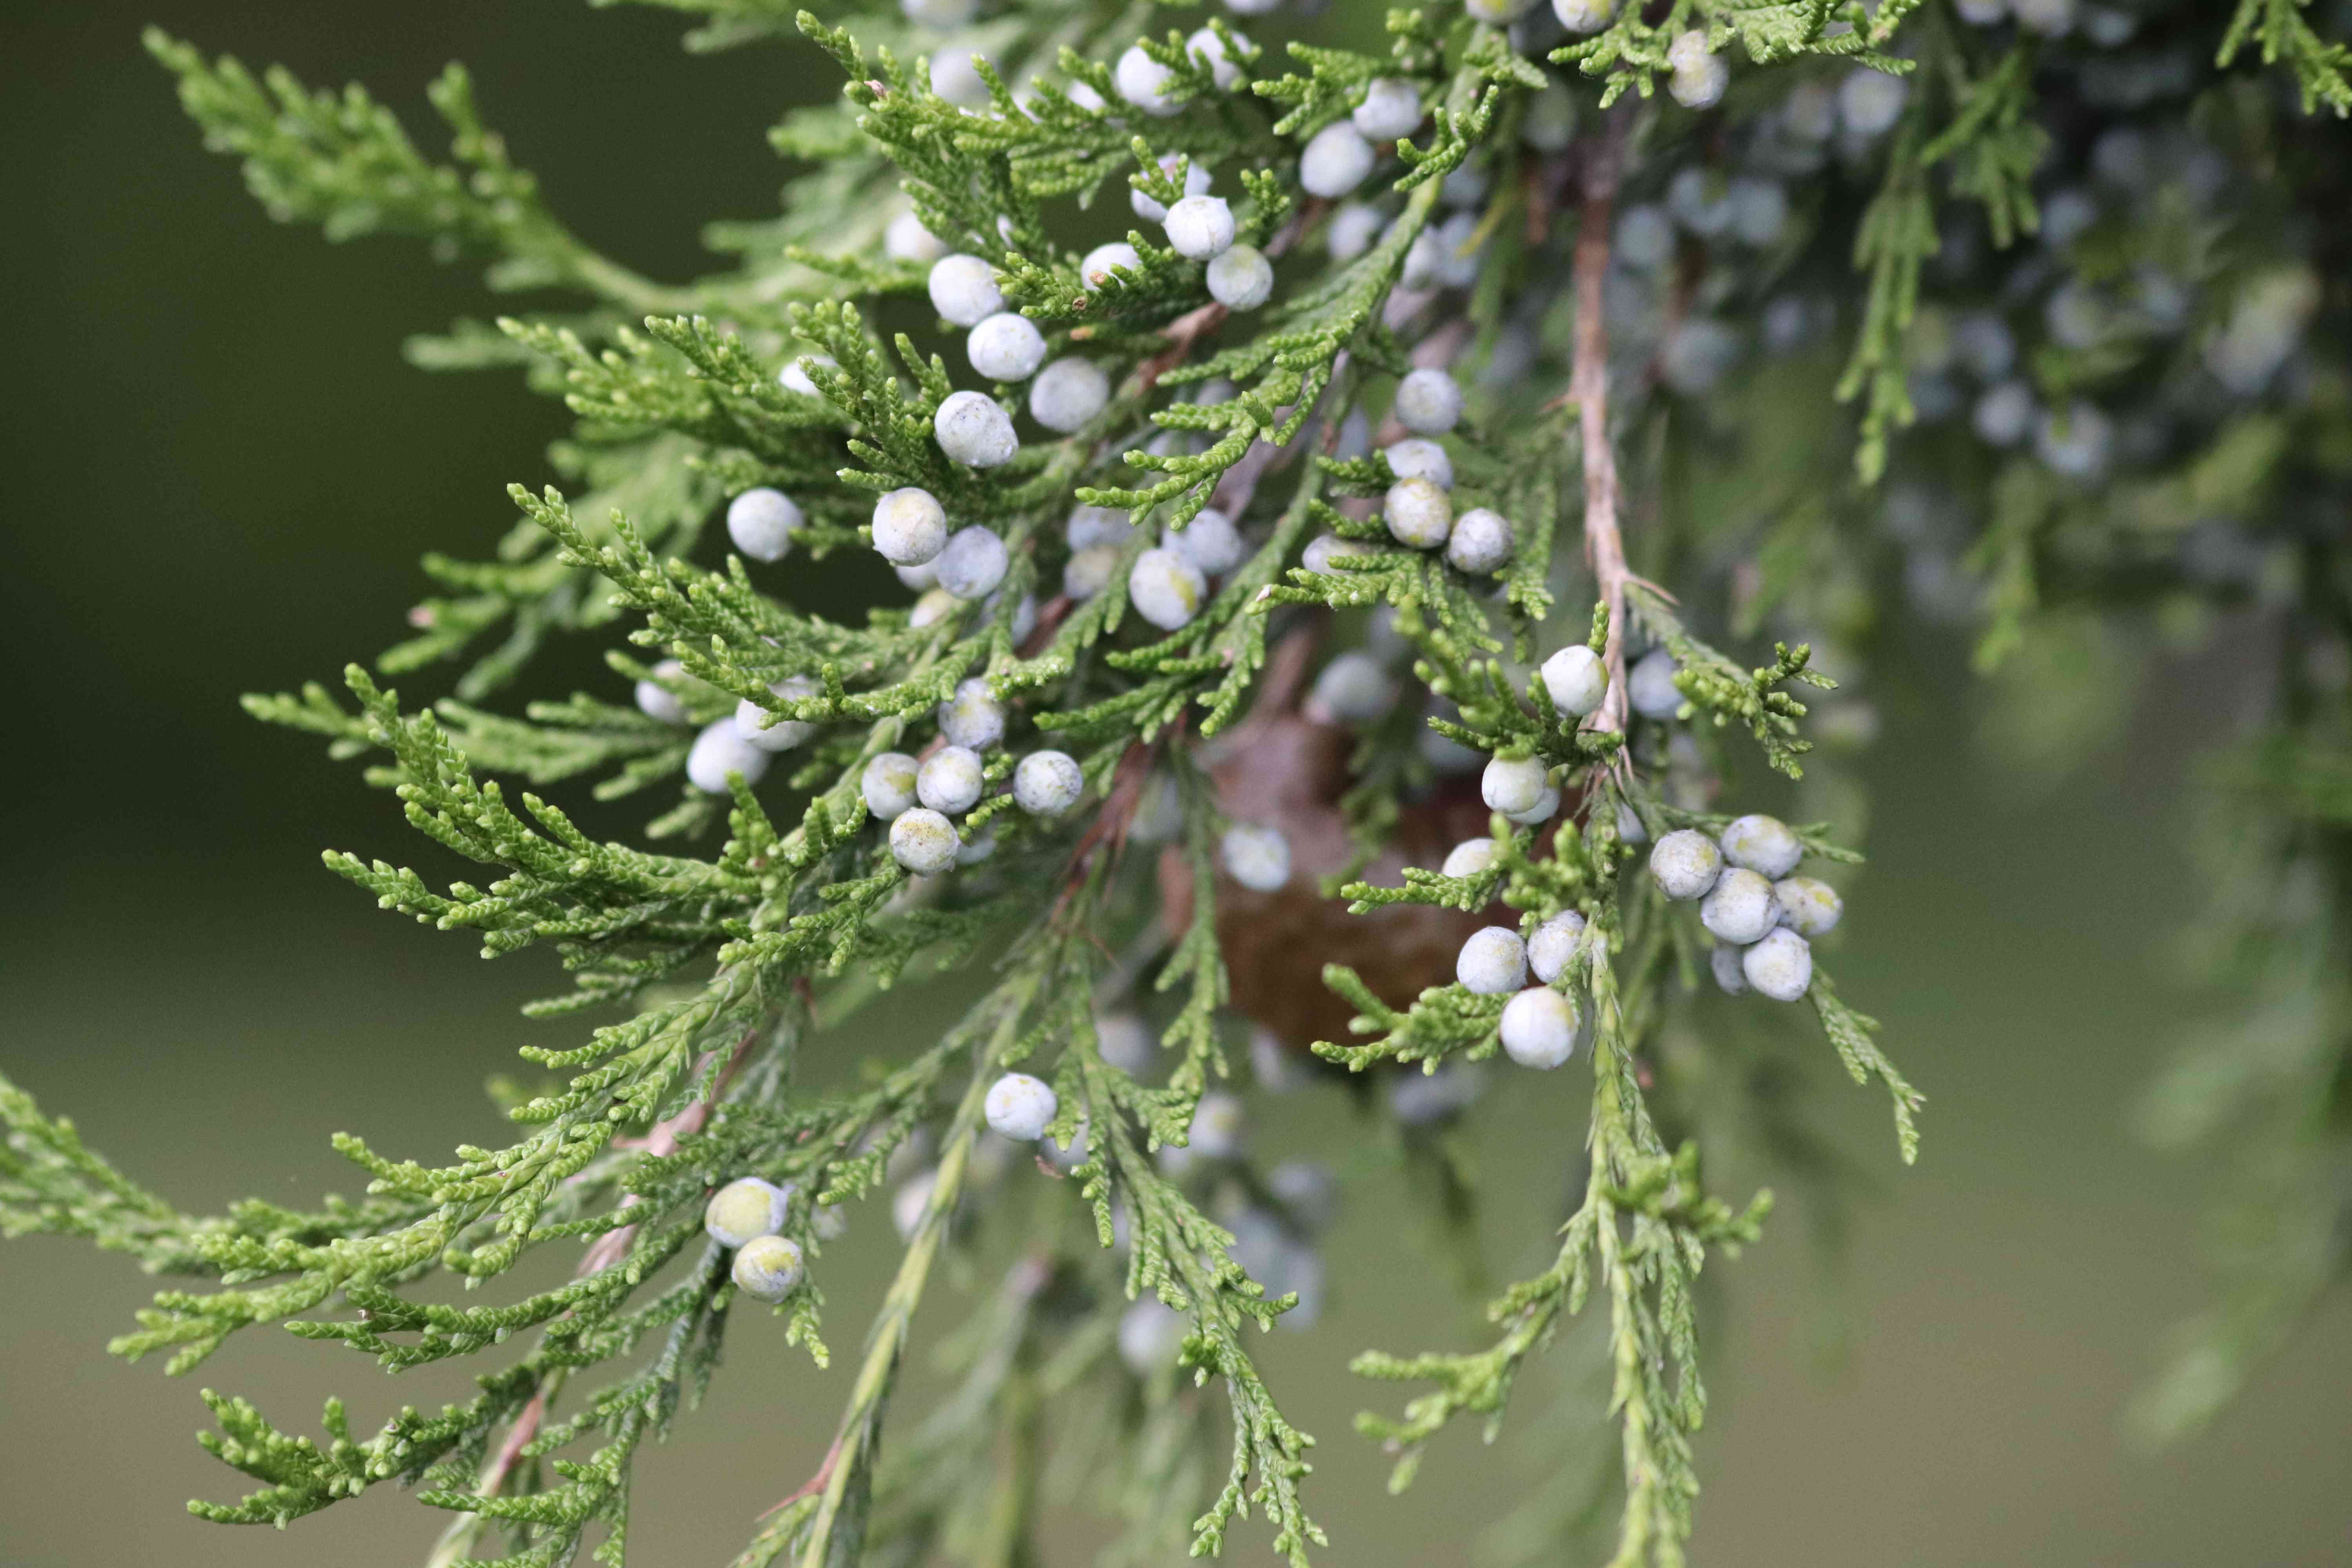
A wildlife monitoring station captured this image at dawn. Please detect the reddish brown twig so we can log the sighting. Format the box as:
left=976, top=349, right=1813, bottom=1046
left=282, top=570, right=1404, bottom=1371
left=472, top=1027, right=760, bottom=1503
left=1572, top=111, right=1635, bottom=746
left=764, top=1434, right=845, bottom=1519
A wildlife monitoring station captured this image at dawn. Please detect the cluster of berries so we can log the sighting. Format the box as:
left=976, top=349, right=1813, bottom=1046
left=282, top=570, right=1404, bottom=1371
left=869, top=720, right=1088, bottom=876
left=1369, top=369, right=1520, bottom=577
left=1648, top=814, right=1841, bottom=1001
left=633, top=627, right=1084, bottom=877
left=702, top=1177, right=807, bottom=1303
left=1454, top=906, right=1595, bottom=1069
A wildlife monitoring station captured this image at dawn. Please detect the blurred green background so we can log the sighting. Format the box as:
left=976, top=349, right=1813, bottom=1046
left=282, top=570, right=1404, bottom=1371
left=2, top=4, right=2346, bottom=1565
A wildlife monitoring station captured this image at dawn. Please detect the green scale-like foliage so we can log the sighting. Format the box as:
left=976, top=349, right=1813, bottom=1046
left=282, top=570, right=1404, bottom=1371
left=7, top=3, right=2352, bottom=1567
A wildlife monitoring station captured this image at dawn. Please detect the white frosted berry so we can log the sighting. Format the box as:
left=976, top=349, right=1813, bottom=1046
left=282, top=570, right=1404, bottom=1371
left=895, top=558, right=938, bottom=591
left=1206, top=244, right=1274, bottom=310
left=871, top=487, right=948, bottom=566
left=929, top=49, right=989, bottom=107
left=2036, top=399, right=2113, bottom=481
left=1306, top=651, right=1397, bottom=724
left=1711, top=942, right=1750, bottom=995
left=1030, top=356, right=1110, bottom=432
left=1505, top=785, right=1559, bottom=826
left=1742, top=927, right=1813, bottom=1001
left=728, top=488, right=802, bottom=563
left=1662, top=319, right=1740, bottom=394
left=1456, top=926, right=1528, bottom=994
left=1118, top=1299, right=1187, bottom=1374
left=1975, top=381, right=2036, bottom=447
left=909, top=588, right=959, bottom=628
left=935, top=390, right=1019, bottom=467
left=635, top=659, right=690, bottom=725
left=1500, top=986, right=1582, bottom=1069
left=862, top=752, right=920, bottom=819
left=1839, top=68, right=1907, bottom=138
left=1394, top=367, right=1463, bottom=434
left=886, top=209, right=946, bottom=264
left=1164, top=194, right=1236, bottom=260
left=1222, top=823, right=1290, bottom=890
left=1667, top=167, right=1734, bottom=238
left=1187, top=1091, right=1247, bottom=1157
left=2012, top=0, right=2077, bottom=35
left=1401, top=229, right=1446, bottom=290
left=1185, top=27, right=1247, bottom=91
left=1129, top=546, right=1208, bottom=630
left=890, top=807, right=961, bottom=873
left=735, top=674, right=819, bottom=753
left=1720, top=813, right=1803, bottom=878
left=1063, top=544, right=1120, bottom=600
left=1063, top=78, right=1107, bottom=113
left=1447, top=506, right=1513, bottom=575
left=901, top=0, right=976, bottom=25
left=1302, top=532, right=1372, bottom=575
left=1774, top=875, right=1842, bottom=936
left=1066, top=505, right=1136, bottom=552
left=1650, top=829, right=1724, bottom=900
left=1384, top=476, right=1452, bottom=548
left=1700, top=867, right=1780, bottom=944
left=968, top=312, right=1047, bottom=381
left=934, top=526, right=1009, bottom=600
left=1327, top=201, right=1384, bottom=261
left=1013, top=750, right=1083, bottom=816
left=1352, top=78, right=1423, bottom=141
left=1384, top=437, right=1453, bottom=488
left=1528, top=910, right=1587, bottom=984
left=1225, top=0, right=1281, bottom=12
left=778, top=353, right=834, bottom=397
left=891, top=1169, right=938, bottom=1240
left=984, top=1072, right=1059, bottom=1141
left=1541, top=644, right=1607, bottom=717
left=956, top=828, right=996, bottom=865
left=1728, top=177, right=1788, bottom=246
left=731, top=1234, right=805, bottom=1303
left=1431, top=209, right=1483, bottom=288
left=1389, top=1061, right=1486, bottom=1124
left=705, top=1176, right=790, bottom=1247
left=1101, top=1011, right=1167, bottom=1086
left=927, top=254, right=1004, bottom=326
left=1423, top=729, right=1482, bottom=775
left=1133, top=154, right=1212, bottom=221
left=1268, top=1159, right=1338, bottom=1229
left=1115, top=45, right=1182, bottom=116
left=1080, top=242, right=1143, bottom=290
left=1163, top=508, right=1243, bottom=576
left=1670, top=52, right=1729, bottom=110
left=1627, top=648, right=1683, bottom=718
left=688, top=719, right=771, bottom=794
left=1553, top=0, right=1613, bottom=31
left=1300, top=123, right=1376, bottom=199
left=1481, top=755, right=1550, bottom=817
left=1616, top=804, right=1648, bottom=844
left=916, top=745, right=985, bottom=814
left=1441, top=838, right=1499, bottom=880
left=993, top=586, right=1038, bottom=642
left=1097, top=1010, right=1157, bottom=1075
left=937, top=677, right=1006, bottom=750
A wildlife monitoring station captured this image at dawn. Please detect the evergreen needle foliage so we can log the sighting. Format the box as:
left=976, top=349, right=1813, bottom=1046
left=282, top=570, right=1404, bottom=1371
left=6, top=1, right=2350, bottom=1564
